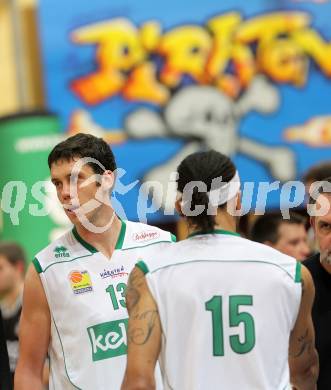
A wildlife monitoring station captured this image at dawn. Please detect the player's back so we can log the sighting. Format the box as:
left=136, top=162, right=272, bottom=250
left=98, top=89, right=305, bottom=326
left=140, top=230, right=302, bottom=390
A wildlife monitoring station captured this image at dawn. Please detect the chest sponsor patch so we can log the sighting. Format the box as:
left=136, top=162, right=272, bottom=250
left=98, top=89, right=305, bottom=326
left=132, top=230, right=160, bottom=243
left=69, top=270, right=93, bottom=295
left=87, top=319, right=128, bottom=361
left=100, top=265, right=128, bottom=280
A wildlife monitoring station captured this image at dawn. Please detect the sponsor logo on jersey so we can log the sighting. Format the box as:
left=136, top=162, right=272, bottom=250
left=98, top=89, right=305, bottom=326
left=100, top=265, right=128, bottom=279
left=87, top=319, right=128, bottom=361
left=54, top=246, right=70, bottom=258
left=132, top=230, right=160, bottom=243
left=69, top=270, right=93, bottom=295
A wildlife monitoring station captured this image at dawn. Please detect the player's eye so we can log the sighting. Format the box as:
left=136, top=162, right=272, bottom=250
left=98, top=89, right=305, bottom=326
left=320, top=222, right=331, bottom=231
left=71, top=173, right=84, bottom=182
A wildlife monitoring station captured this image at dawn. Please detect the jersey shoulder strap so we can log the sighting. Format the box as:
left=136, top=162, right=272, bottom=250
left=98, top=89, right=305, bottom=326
left=138, top=234, right=301, bottom=284
left=120, top=220, right=176, bottom=251
left=32, top=229, right=91, bottom=274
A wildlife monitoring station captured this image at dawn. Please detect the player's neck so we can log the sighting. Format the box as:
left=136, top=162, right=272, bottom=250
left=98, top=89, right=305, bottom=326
left=188, top=213, right=237, bottom=236
left=74, top=214, right=122, bottom=258
left=0, top=283, right=23, bottom=311
left=213, top=212, right=237, bottom=233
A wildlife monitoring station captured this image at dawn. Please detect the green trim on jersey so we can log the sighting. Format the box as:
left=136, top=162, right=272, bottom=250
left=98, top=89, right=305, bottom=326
left=295, top=262, right=302, bottom=283
left=72, top=219, right=126, bottom=252
left=32, top=257, right=43, bottom=274
left=115, top=220, right=127, bottom=249
left=43, top=253, right=94, bottom=273
left=150, top=259, right=298, bottom=282
left=72, top=227, right=98, bottom=253
left=121, top=239, right=174, bottom=251
left=188, top=229, right=240, bottom=238
left=52, top=316, right=82, bottom=389
left=171, top=233, right=177, bottom=242
left=136, top=260, right=149, bottom=275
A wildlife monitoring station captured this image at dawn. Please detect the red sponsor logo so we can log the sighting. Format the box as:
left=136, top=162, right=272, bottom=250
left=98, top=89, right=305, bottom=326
left=132, top=231, right=160, bottom=242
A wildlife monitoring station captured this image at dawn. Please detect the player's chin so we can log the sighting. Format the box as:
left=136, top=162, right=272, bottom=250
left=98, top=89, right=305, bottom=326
left=69, top=209, right=97, bottom=226
left=65, top=209, right=79, bottom=223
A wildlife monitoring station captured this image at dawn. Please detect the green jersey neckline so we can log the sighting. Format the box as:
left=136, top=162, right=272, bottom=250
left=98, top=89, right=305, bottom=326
left=72, top=219, right=127, bottom=253
left=188, top=229, right=240, bottom=239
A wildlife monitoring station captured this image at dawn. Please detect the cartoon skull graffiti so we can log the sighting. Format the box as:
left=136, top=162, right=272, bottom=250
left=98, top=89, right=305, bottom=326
left=125, top=75, right=296, bottom=210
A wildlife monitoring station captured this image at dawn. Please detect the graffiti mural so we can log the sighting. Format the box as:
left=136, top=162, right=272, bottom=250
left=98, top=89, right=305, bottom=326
left=39, top=0, right=331, bottom=220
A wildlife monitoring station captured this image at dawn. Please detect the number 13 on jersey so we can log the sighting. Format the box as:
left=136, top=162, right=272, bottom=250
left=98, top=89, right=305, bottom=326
left=205, top=295, right=256, bottom=356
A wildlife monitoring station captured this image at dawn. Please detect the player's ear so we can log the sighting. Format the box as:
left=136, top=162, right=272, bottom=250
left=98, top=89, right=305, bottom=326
left=15, top=261, right=25, bottom=275
left=235, top=190, right=242, bottom=212
left=101, top=170, right=115, bottom=190
left=175, top=198, right=184, bottom=217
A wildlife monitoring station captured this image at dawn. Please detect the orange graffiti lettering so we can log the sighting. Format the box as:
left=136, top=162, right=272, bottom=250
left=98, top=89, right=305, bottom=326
left=70, top=11, right=331, bottom=106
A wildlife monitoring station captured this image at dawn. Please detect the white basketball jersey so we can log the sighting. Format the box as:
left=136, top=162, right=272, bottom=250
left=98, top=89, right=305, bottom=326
left=139, top=230, right=302, bottom=390
left=33, top=220, right=175, bottom=390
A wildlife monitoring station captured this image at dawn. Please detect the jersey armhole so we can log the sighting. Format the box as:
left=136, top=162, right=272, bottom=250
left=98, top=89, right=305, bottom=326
left=136, top=260, right=149, bottom=275
left=295, top=261, right=302, bottom=283
left=32, top=257, right=43, bottom=274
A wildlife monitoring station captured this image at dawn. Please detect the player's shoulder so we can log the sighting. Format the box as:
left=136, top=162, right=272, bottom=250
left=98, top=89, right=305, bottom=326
left=174, top=233, right=297, bottom=272
left=120, top=220, right=176, bottom=251
left=165, top=233, right=295, bottom=262
left=33, top=228, right=81, bottom=273
left=237, top=236, right=301, bottom=282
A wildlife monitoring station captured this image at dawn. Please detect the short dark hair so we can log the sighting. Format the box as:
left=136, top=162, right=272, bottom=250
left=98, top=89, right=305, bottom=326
left=303, top=161, right=331, bottom=184
left=177, top=150, right=237, bottom=233
left=250, top=211, right=306, bottom=244
left=48, top=133, right=117, bottom=174
left=0, top=242, right=26, bottom=268
left=307, top=176, right=331, bottom=207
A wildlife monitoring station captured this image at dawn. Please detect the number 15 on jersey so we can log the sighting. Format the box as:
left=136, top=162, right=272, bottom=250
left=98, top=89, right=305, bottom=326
left=205, top=295, right=256, bottom=356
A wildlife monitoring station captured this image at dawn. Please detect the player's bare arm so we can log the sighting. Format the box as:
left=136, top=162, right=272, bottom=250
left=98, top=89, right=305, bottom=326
left=289, top=265, right=319, bottom=390
left=15, top=265, right=50, bottom=390
left=121, top=266, right=161, bottom=390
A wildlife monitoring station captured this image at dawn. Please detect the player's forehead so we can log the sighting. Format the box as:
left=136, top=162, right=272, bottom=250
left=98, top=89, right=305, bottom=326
left=50, top=157, right=94, bottom=179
